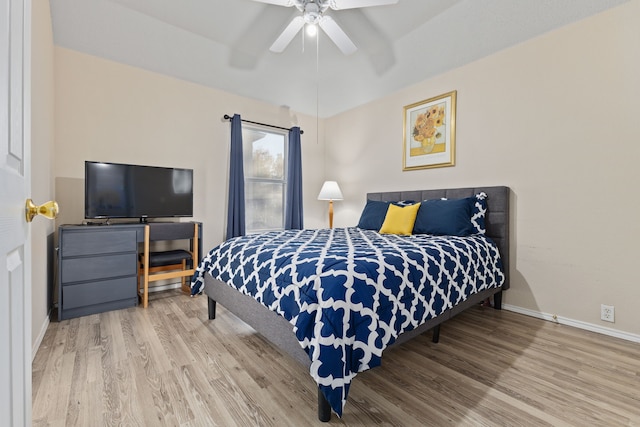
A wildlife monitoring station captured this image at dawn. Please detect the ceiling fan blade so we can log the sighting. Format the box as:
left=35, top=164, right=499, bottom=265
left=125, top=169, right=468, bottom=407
left=270, top=16, right=305, bottom=53
left=251, top=0, right=295, bottom=6
left=319, top=15, right=357, bottom=55
left=329, top=0, right=398, bottom=10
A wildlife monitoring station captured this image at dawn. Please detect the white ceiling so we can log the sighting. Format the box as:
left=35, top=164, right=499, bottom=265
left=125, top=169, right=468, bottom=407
left=49, top=0, right=627, bottom=118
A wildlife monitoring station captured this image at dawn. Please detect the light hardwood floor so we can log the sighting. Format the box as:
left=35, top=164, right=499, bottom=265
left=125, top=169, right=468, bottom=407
left=32, top=290, right=640, bottom=426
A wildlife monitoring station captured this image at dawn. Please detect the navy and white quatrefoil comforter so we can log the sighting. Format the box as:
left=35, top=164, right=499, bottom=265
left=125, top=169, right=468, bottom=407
left=191, top=227, right=505, bottom=417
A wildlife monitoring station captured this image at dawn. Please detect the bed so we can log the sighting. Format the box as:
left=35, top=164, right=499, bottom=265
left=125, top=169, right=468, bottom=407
left=191, top=186, right=510, bottom=422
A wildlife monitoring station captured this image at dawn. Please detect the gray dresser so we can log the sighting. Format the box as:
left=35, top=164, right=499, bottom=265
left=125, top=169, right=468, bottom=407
left=57, top=224, right=143, bottom=320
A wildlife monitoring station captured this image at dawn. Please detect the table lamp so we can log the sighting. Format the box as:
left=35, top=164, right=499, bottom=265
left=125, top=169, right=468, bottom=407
left=317, top=181, right=343, bottom=228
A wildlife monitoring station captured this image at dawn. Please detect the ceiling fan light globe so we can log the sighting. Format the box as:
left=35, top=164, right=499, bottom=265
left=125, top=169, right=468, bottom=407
left=306, top=24, right=318, bottom=37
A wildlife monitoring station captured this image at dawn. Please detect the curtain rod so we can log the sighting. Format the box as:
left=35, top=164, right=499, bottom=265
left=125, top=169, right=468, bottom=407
left=223, top=114, right=304, bottom=134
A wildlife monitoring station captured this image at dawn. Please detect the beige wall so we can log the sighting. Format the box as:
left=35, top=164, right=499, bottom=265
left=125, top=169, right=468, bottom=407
left=53, top=47, right=328, bottom=255
left=326, top=2, right=640, bottom=336
left=31, top=0, right=56, bottom=351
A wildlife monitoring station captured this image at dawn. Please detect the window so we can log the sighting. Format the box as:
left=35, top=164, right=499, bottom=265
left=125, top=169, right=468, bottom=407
left=242, top=125, right=287, bottom=233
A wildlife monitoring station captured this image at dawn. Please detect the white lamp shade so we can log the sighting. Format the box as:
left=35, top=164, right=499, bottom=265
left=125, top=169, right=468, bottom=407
left=317, top=181, right=343, bottom=201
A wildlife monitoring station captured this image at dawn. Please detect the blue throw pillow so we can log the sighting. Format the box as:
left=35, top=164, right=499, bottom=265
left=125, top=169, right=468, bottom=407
left=357, top=200, right=390, bottom=230
left=413, top=198, right=475, bottom=236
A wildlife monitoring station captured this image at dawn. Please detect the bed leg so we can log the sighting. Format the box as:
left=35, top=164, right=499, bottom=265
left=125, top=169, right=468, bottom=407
left=318, top=388, right=331, bottom=422
left=208, top=298, right=217, bottom=319
left=432, top=324, right=440, bottom=343
left=493, top=291, right=503, bottom=310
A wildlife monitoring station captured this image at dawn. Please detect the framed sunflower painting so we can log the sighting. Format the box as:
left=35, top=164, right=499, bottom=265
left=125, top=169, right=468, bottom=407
left=403, top=90, right=456, bottom=170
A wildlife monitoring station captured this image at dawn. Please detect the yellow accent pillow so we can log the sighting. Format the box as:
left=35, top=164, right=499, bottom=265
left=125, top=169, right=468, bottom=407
left=379, top=203, right=421, bottom=235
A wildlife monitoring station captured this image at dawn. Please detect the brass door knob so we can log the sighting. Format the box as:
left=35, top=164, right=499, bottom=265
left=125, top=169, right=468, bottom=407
left=25, top=199, right=59, bottom=222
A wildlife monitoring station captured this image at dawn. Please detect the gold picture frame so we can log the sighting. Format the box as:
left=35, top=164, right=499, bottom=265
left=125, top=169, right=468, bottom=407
left=403, top=90, right=456, bottom=170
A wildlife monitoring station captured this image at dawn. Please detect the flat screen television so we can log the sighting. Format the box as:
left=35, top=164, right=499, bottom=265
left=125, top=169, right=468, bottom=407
left=85, top=161, right=193, bottom=221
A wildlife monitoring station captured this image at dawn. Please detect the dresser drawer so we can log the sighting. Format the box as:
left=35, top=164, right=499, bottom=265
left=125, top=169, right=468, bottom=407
left=61, top=253, right=137, bottom=284
left=62, top=277, right=136, bottom=309
left=61, top=229, right=138, bottom=257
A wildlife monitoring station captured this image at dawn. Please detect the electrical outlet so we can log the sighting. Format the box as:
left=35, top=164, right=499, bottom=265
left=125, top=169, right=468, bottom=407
left=601, top=304, right=615, bottom=322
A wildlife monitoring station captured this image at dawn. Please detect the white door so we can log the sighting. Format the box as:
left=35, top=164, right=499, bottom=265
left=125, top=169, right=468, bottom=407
left=0, top=0, right=32, bottom=425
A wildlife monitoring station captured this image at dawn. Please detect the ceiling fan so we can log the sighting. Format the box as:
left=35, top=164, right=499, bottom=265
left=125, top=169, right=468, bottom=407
left=252, top=0, right=399, bottom=55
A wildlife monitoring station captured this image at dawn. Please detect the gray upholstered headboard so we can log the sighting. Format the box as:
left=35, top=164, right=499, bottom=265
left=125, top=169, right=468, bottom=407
left=366, top=186, right=510, bottom=290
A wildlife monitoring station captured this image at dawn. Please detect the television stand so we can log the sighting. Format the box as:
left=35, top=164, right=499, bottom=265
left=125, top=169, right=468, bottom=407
left=57, top=222, right=202, bottom=320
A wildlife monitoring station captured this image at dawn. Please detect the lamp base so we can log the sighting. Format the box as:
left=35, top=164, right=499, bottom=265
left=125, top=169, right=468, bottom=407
left=328, top=200, right=334, bottom=229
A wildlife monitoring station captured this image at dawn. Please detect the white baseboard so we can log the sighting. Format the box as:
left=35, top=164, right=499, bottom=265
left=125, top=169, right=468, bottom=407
left=32, top=312, right=50, bottom=362
left=503, top=304, right=640, bottom=344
